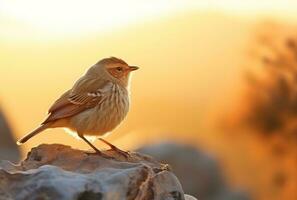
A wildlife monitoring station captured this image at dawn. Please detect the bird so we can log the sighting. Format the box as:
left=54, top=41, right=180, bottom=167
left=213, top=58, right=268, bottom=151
left=17, top=57, right=139, bottom=157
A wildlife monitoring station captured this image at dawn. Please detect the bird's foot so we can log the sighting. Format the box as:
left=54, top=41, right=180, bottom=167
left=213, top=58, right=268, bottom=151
left=112, top=148, right=131, bottom=158
left=85, top=150, right=114, bottom=159
left=98, top=138, right=130, bottom=158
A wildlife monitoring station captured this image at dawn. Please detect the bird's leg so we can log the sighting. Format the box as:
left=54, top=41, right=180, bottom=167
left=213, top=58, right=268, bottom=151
left=78, top=134, right=112, bottom=159
left=98, top=138, right=130, bottom=158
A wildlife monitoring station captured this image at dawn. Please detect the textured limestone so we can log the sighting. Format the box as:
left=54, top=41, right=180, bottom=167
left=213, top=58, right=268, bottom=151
left=0, top=144, right=196, bottom=200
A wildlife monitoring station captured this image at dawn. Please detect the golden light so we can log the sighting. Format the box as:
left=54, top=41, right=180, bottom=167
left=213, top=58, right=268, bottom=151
left=1, top=0, right=297, bottom=40
left=1, top=1, right=297, bottom=199
left=0, top=0, right=197, bottom=38
left=0, top=0, right=296, bottom=152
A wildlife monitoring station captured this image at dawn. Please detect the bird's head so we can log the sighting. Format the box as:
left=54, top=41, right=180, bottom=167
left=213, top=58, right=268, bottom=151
left=87, top=57, right=139, bottom=87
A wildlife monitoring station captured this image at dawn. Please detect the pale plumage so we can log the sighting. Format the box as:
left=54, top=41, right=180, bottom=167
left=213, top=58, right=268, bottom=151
left=17, top=57, right=138, bottom=157
left=69, top=82, right=129, bottom=135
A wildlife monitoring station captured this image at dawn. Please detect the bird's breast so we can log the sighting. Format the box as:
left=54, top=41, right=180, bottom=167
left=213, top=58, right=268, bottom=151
left=99, top=84, right=130, bottom=123
left=72, top=83, right=130, bottom=135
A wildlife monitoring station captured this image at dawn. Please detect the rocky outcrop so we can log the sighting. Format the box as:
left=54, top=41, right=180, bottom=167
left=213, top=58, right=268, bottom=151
left=0, top=108, right=20, bottom=162
left=0, top=144, right=197, bottom=200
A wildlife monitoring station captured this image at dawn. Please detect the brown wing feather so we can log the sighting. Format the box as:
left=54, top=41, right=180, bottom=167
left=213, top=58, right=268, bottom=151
left=42, top=93, right=102, bottom=124
left=48, top=90, right=72, bottom=113
left=43, top=103, right=86, bottom=124
left=42, top=79, right=111, bottom=124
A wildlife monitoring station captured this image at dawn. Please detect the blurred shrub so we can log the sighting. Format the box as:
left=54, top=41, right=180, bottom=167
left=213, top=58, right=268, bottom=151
left=231, top=22, right=297, bottom=200
left=240, top=23, right=297, bottom=143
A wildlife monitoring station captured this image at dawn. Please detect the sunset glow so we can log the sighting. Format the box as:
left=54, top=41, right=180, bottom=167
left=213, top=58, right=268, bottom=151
left=1, top=0, right=297, bottom=38
left=0, top=1, right=296, bottom=199
left=0, top=0, right=193, bottom=37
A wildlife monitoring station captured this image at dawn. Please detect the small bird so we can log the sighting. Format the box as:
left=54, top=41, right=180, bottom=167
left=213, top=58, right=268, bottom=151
left=17, top=57, right=138, bottom=157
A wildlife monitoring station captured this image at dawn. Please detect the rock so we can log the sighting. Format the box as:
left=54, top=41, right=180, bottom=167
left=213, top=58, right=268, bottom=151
left=184, top=194, right=197, bottom=200
left=0, top=144, right=195, bottom=200
left=139, top=143, right=249, bottom=200
left=0, top=107, right=21, bottom=162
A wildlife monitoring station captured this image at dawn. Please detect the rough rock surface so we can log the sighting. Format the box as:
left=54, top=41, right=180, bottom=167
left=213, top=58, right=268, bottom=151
left=0, top=108, right=20, bottom=162
left=0, top=144, right=196, bottom=200
left=139, top=143, right=250, bottom=200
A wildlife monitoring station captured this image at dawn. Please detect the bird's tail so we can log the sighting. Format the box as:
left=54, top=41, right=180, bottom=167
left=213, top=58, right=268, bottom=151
left=17, top=123, right=50, bottom=145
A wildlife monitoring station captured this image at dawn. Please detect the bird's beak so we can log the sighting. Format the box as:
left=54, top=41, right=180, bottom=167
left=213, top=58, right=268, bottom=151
left=128, top=66, right=139, bottom=71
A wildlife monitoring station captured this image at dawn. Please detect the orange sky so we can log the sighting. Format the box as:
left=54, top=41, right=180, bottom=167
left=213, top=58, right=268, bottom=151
left=1, top=1, right=297, bottom=40
left=0, top=0, right=295, bottom=160
left=0, top=10, right=251, bottom=153
left=0, top=1, right=295, bottom=156
left=1, top=2, right=297, bottom=200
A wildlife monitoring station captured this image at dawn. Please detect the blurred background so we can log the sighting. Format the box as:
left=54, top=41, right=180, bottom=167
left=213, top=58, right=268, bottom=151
left=0, top=1, right=296, bottom=199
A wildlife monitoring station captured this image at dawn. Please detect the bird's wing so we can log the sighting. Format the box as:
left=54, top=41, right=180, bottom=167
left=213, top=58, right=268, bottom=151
left=48, top=89, right=72, bottom=114
left=42, top=78, right=112, bottom=124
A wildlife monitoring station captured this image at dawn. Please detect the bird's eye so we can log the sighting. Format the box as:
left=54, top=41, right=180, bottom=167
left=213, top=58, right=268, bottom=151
left=116, top=67, right=123, bottom=72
